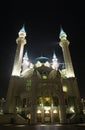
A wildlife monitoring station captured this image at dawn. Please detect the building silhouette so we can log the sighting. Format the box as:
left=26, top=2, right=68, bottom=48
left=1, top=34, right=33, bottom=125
left=1, top=25, right=84, bottom=124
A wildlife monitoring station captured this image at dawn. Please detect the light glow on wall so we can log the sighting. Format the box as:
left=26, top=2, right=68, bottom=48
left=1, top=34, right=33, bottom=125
left=63, top=86, right=67, bottom=92
left=42, top=75, right=47, bottom=79
left=53, top=109, right=58, bottom=114
left=45, top=110, right=49, bottom=114
left=44, top=106, right=50, bottom=111
left=70, top=106, right=75, bottom=113
left=66, top=71, right=75, bottom=78
left=37, top=110, right=42, bottom=114
left=27, top=114, right=31, bottom=119
left=35, top=61, right=42, bottom=67
left=44, top=61, right=50, bottom=67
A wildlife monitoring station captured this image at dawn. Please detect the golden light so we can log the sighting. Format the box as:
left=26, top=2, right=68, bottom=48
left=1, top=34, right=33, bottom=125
left=27, top=114, right=31, bottom=119
left=53, top=109, right=58, bottom=113
left=42, top=75, right=47, bottom=79
left=44, top=106, right=50, bottom=111
left=44, top=61, right=50, bottom=67
left=45, top=110, right=49, bottom=114
left=37, top=110, right=42, bottom=114
left=70, top=106, right=75, bottom=113
left=63, top=86, right=67, bottom=92
left=44, top=97, right=50, bottom=102
left=35, top=61, right=42, bottom=67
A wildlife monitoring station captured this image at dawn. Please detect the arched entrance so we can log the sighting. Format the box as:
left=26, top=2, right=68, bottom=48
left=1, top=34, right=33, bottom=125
left=36, top=96, right=60, bottom=123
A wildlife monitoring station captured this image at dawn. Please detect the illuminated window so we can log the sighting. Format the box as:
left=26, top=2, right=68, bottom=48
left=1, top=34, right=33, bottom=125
left=63, top=86, right=67, bottom=92
left=44, top=97, right=51, bottom=106
left=42, top=75, right=47, bottom=79
left=45, top=97, right=50, bottom=102
left=26, top=80, right=31, bottom=91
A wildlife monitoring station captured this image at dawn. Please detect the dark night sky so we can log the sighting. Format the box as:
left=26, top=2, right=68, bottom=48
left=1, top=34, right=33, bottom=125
left=0, top=1, right=85, bottom=98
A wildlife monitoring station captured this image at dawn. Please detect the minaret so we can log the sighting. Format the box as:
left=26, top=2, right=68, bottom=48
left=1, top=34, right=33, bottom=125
left=22, top=51, right=30, bottom=71
left=12, top=25, right=26, bottom=76
left=52, top=52, right=59, bottom=70
left=59, top=28, right=75, bottom=77
left=5, top=26, right=27, bottom=113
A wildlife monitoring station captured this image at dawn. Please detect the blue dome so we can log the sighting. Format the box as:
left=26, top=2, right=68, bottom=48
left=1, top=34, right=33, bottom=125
left=35, top=56, right=49, bottom=63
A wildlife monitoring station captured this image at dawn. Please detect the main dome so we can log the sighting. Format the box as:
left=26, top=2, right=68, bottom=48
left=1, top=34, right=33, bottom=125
left=34, top=56, right=49, bottom=63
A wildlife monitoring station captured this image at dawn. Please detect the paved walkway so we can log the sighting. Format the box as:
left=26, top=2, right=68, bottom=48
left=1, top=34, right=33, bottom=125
left=0, top=123, right=85, bottom=130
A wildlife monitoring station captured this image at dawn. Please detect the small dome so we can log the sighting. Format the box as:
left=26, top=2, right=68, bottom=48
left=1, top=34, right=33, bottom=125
left=34, top=56, right=49, bottom=63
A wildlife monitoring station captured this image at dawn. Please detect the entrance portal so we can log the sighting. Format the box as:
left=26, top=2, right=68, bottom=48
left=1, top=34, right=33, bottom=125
left=36, top=96, right=60, bottom=123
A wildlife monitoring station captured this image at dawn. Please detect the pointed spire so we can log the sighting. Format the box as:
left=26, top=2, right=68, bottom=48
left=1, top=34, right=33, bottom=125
left=59, top=26, right=67, bottom=40
left=52, top=51, right=59, bottom=70
left=22, top=51, right=30, bottom=71
left=60, top=27, right=66, bottom=35
left=24, top=51, right=28, bottom=58
left=53, top=51, right=57, bottom=59
left=20, top=25, right=26, bottom=33
left=18, top=24, right=26, bottom=38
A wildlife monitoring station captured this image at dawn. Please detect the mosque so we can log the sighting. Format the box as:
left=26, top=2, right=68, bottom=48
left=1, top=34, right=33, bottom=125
left=0, top=26, right=84, bottom=124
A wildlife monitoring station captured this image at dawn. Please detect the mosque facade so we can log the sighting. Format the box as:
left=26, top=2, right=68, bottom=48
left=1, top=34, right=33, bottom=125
left=4, top=26, right=84, bottom=124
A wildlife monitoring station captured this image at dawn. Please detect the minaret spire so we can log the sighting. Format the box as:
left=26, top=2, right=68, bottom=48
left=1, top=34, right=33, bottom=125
left=19, top=25, right=26, bottom=36
left=22, top=51, right=30, bottom=71
left=12, top=25, right=27, bottom=76
left=52, top=51, right=59, bottom=70
left=59, top=27, right=75, bottom=77
left=59, top=27, right=67, bottom=40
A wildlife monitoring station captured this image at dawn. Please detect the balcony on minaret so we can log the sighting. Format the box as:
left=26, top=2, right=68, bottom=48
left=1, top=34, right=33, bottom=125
left=12, top=26, right=27, bottom=76
left=19, top=25, right=26, bottom=38
left=16, top=26, right=27, bottom=46
left=59, top=28, right=67, bottom=40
